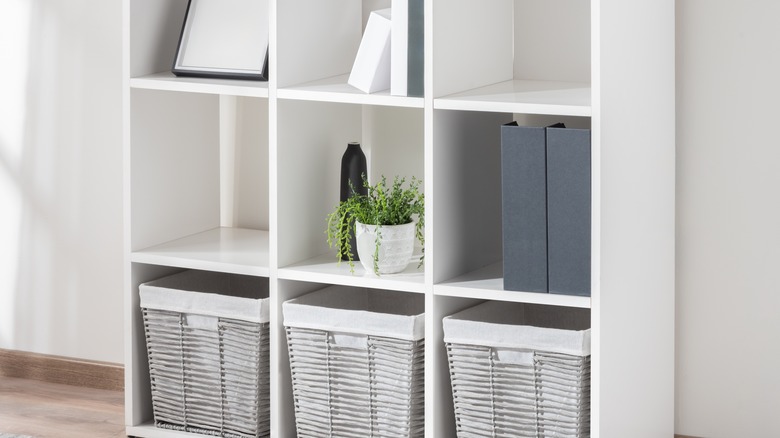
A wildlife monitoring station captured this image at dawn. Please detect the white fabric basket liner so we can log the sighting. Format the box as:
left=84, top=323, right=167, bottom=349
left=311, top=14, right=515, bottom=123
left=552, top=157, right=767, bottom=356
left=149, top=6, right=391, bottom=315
left=283, top=285, right=425, bottom=341
left=140, top=270, right=270, bottom=324
left=443, top=301, right=591, bottom=356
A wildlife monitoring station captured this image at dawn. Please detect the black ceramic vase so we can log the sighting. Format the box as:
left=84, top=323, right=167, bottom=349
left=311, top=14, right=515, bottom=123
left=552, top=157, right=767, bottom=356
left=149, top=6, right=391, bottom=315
left=340, top=142, right=368, bottom=261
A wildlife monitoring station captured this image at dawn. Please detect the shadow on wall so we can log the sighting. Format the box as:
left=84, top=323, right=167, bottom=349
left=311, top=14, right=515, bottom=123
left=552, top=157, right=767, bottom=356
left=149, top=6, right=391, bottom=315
left=0, top=0, right=123, bottom=363
left=0, top=0, right=31, bottom=350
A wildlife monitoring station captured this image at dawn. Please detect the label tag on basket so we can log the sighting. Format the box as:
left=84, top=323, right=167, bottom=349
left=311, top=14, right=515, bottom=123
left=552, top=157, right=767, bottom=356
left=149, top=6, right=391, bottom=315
left=185, top=313, right=219, bottom=330
left=330, top=333, right=368, bottom=349
left=494, top=349, right=534, bottom=365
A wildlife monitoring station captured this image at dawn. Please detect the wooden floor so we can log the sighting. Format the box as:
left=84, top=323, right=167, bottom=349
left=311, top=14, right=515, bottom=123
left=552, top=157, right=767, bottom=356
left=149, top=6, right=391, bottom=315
left=0, top=376, right=124, bottom=438
left=0, top=375, right=699, bottom=438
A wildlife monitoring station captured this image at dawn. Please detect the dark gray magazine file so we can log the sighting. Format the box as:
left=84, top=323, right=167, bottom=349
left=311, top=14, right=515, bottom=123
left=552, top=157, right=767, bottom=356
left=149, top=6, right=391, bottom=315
left=547, top=127, right=591, bottom=296
left=407, top=0, right=424, bottom=97
left=501, top=122, right=548, bottom=293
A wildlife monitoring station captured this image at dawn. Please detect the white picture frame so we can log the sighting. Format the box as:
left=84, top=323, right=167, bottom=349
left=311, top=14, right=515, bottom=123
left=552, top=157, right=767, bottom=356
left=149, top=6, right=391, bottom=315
left=172, top=0, right=269, bottom=81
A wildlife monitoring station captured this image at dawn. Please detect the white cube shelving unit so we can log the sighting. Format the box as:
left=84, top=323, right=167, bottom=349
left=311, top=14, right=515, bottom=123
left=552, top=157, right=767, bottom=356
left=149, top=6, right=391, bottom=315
left=123, top=0, right=675, bottom=437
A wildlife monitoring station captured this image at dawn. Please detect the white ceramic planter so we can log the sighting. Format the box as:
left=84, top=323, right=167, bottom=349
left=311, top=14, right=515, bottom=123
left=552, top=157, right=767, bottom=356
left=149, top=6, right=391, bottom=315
left=355, top=221, right=416, bottom=275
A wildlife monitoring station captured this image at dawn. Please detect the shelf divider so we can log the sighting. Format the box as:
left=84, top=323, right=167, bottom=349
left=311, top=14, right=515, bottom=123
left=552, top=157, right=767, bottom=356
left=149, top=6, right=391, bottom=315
left=278, top=74, right=424, bottom=108
left=434, top=79, right=591, bottom=116
left=130, top=72, right=269, bottom=97
left=278, top=253, right=425, bottom=293
left=130, top=227, right=270, bottom=277
left=127, top=423, right=222, bottom=438
left=434, top=261, right=591, bottom=308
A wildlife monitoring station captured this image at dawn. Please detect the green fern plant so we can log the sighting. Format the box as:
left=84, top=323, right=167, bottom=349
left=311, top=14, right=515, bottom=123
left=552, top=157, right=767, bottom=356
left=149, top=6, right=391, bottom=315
left=326, top=175, right=425, bottom=275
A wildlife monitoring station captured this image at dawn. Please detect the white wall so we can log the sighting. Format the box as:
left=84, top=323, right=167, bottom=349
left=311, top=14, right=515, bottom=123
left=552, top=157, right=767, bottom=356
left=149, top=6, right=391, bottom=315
left=675, top=1, right=780, bottom=437
left=1, top=0, right=779, bottom=435
left=0, top=0, right=123, bottom=364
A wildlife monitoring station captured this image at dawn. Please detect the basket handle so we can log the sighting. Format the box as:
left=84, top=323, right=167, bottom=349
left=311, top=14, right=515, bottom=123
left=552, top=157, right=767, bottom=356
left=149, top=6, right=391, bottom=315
left=329, top=332, right=368, bottom=350
left=184, top=313, right=219, bottom=330
left=493, top=348, right=534, bottom=365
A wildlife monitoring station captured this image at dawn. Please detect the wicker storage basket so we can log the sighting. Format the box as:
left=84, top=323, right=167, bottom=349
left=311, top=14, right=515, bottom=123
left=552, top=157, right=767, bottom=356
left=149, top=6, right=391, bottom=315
left=140, top=270, right=271, bottom=438
left=283, top=286, right=425, bottom=438
left=443, top=302, right=591, bottom=438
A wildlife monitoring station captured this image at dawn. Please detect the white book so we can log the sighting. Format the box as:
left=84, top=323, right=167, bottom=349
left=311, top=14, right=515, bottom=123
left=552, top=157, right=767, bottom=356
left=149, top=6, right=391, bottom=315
left=391, top=0, right=408, bottom=96
left=348, top=8, right=392, bottom=94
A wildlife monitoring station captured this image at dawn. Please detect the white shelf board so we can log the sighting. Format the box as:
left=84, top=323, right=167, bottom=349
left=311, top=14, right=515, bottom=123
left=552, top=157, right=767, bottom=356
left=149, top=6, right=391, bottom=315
left=131, top=227, right=270, bottom=277
left=127, top=424, right=220, bottom=438
left=130, top=72, right=269, bottom=97
left=434, top=79, right=591, bottom=116
left=278, top=253, right=425, bottom=293
left=434, top=262, right=591, bottom=309
left=278, top=74, right=424, bottom=108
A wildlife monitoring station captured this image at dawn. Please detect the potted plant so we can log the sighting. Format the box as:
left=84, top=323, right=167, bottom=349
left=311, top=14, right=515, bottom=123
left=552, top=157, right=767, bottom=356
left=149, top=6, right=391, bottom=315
left=327, top=175, right=424, bottom=275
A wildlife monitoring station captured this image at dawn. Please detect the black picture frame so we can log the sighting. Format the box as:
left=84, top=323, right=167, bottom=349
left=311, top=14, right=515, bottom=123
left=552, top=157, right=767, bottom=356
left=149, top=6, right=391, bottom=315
left=172, top=0, right=269, bottom=81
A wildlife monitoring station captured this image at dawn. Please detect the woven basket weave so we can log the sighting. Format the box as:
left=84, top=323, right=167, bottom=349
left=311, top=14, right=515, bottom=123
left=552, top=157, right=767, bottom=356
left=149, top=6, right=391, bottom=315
left=283, top=286, right=425, bottom=438
left=443, top=302, right=591, bottom=438
left=141, top=270, right=270, bottom=438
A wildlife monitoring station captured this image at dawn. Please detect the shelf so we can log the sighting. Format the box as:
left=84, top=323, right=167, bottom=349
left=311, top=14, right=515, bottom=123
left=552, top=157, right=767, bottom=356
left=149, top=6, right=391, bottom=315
left=131, top=227, right=270, bottom=277
left=130, top=72, right=269, bottom=98
left=278, top=253, right=425, bottom=293
left=278, top=74, right=424, bottom=108
left=434, top=262, right=591, bottom=309
left=434, top=80, right=591, bottom=116
left=126, top=1, right=676, bottom=435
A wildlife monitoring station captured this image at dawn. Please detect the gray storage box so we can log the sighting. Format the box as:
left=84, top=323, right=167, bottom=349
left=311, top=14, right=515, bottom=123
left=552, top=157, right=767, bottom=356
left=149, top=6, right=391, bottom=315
left=501, top=122, right=548, bottom=293
left=547, top=127, right=591, bottom=296
left=444, top=301, right=591, bottom=437
left=140, top=270, right=270, bottom=438
left=501, top=122, right=592, bottom=297
left=283, top=286, right=425, bottom=438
